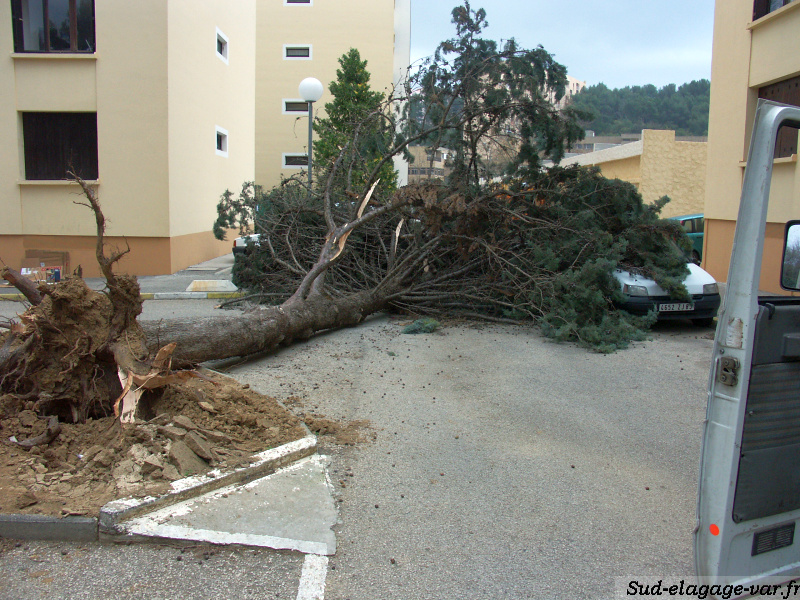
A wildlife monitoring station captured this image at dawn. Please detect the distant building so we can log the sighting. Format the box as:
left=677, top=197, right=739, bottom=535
left=568, top=132, right=643, bottom=155
left=412, top=74, right=586, bottom=183
left=561, top=129, right=707, bottom=219
left=407, top=146, right=454, bottom=183
left=567, top=131, right=708, bottom=156
left=548, top=74, right=586, bottom=110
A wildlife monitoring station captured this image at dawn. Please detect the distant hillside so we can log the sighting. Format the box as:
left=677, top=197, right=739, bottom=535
left=568, top=80, right=710, bottom=137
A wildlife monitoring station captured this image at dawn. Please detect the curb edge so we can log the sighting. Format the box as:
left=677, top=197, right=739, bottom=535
left=0, top=435, right=317, bottom=544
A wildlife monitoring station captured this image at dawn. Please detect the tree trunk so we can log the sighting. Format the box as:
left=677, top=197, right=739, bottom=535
left=142, top=287, right=395, bottom=365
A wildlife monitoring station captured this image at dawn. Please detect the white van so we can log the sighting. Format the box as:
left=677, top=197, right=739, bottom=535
left=695, top=100, right=800, bottom=595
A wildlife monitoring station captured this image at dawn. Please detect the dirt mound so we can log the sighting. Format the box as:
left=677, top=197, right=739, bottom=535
left=0, top=372, right=308, bottom=517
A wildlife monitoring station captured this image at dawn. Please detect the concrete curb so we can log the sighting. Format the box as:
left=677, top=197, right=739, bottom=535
left=0, top=436, right=317, bottom=544
left=100, top=436, right=318, bottom=535
left=0, top=514, right=98, bottom=543
left=0, top=291, right=246, bottom=301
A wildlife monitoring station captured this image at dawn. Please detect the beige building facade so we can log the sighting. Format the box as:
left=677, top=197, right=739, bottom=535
left=407, top=145, right=453, bottom=183
left=1, top=0, right=256, bottom=276
left=550, top=74, right=586, bottom=110
left=704, top=0, right=800, bottom=292
left=1, top=0, right=409, bottom=277
left=256, top=0, right=410, bottom=188
left=562, top=129, right=708, bottom=219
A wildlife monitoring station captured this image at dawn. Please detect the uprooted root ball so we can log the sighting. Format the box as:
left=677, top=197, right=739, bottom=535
left=0, top=276, right=146, bottom=423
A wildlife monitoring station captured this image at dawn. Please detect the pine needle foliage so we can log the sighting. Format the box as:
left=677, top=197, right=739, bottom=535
left=313, top=48, right=398, bottom=196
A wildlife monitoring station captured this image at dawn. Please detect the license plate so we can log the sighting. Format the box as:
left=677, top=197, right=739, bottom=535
left=659, top=302, right=694, bottom=312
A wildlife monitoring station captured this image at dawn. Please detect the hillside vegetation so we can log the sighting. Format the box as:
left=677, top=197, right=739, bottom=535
left=569, top=80, right=710, bottom=137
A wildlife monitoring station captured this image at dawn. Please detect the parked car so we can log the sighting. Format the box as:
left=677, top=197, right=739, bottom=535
left=232, top=234, right=262, bottom=255
left=613, top=262, right=721, bottom=327
left=669, top=213, right=704, bottom=263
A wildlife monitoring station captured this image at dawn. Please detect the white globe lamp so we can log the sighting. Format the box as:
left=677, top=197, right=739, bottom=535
left=298, top=77, right=324, bottom=195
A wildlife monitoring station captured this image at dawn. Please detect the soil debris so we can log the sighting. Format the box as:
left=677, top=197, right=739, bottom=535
left=0, top=371, right=309, bottom=517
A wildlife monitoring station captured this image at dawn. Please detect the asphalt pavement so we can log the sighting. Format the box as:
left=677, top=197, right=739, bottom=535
left=0, top=254, right=719, bottom=599
left=227, top=316, right=714, bottom=600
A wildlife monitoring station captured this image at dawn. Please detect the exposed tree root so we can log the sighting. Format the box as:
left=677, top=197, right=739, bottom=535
left=9, top=415, right=61, bottom=449
left=0, top=179, right=194, bottom=424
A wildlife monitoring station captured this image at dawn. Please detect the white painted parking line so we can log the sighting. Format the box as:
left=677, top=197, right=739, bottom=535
left=296, top=554, right=329, bottom=600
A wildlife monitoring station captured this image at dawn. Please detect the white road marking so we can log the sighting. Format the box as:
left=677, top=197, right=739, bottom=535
left=296, top=554, right=329, bottom=600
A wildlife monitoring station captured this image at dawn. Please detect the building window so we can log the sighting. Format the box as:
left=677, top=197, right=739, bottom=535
left=759, top=75, right=800, bottom=158
left=216, top=28, right=228, bottom=64
left=216, top=126, right=228, bottom=157
left=753, top=0, right=795, bottom=19
left=283, top=154, right=308, bottom=168
left=11, top=0, right=95, bottom=53
left=283, top=100, right=310, bottom=114
left=284, top=45, right=311, bottom=60
left=22, top=112, right=98, bottom=180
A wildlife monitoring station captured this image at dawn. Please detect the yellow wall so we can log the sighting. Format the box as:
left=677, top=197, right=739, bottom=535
left=704, top=1, right=760, bottom=224
left=704, top=0, right=800, bottom=292
left=94, top=0, right=170, bottom=238
left=564, top=130, right=707, bottom=219
left=0, top=1, right=255, bottom=276
left=166, top=0, right=256, bottom=270
left=0, top=1, right=23, bottom=238
left=749, top=4, right=800, bottom=87
left=704, top=220, right=789, bottom=294
left=595, top=156, right=641, bottom=188
left=255, top=0, right=398, bottom=187
left=14, top=57, right=97, bottom=110
left=639, top=130, right=707, bottom=218
left=0, top=0, right=401, bottom=276
left=1, top=3, right=171, bottom=239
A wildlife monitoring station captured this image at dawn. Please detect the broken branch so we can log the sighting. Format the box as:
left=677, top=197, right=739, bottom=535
left=1, top=266, right=42, bottom=306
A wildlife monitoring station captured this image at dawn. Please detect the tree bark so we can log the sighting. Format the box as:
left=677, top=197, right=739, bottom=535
left=1, top=267, right=42, bottom=306
left=142, top=287, right=395, bottom=365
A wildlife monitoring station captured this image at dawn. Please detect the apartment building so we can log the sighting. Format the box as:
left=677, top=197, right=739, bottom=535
left=407, top=145, right=453, bottom=183
left=548, top=74, right=586, bottom=110
left=257, top=0, right=410, bottom=188
left=703, top=0, right=800, bottom=291
left=1, top=0, right=409, bottom=277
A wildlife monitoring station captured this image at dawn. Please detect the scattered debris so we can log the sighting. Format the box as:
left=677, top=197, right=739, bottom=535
left=402, top=318, right=441, bottom=335
left=0, top=372, right=309, bottom=517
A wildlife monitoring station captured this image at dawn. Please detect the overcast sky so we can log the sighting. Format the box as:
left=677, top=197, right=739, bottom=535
left=410, top=0, right=716, bottom=90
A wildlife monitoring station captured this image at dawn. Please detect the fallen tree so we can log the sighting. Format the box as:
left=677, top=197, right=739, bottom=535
left=0, top=2, right=691, bottom=425
left=210, top=3, right=691, bottom=357
left=0, top=176, right=203, bottom=425
left=212, top=167, right=689, bottom=362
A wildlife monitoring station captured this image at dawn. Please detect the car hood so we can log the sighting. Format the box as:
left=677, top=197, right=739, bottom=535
left=613, top=263, right=717, bottom=296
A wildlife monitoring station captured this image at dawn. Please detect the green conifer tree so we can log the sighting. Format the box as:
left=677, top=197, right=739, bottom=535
left=313, top=48, right=398, bottom=195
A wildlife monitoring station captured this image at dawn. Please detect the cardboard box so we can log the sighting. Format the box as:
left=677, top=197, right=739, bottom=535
left=19, top=251, right=69, bottom=283
left=23, top=251, right=70, bottom=274
left=19, top=267, right=47, bottom=283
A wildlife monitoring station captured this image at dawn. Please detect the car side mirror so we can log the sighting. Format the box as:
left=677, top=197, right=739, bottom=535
left=781, top=220, right=800, bottom=290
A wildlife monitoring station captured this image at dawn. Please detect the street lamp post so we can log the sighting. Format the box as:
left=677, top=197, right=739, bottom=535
left=298, top=77, right=324, bottom=196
